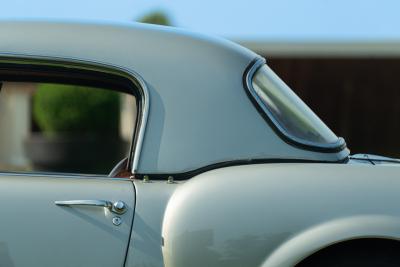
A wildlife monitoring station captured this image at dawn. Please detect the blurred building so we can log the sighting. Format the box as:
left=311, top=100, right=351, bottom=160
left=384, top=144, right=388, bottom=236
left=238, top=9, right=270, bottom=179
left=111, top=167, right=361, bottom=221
left=239, top=40, right=400, bottom=158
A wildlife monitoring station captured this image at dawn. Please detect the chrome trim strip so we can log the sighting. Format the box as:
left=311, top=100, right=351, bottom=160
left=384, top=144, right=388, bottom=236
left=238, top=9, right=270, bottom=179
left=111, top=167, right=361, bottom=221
left=245, top=57, right=346, bottom=152
left=0, top=53, right=149, bottom=174
left=131, top=72, right=149, bottom=173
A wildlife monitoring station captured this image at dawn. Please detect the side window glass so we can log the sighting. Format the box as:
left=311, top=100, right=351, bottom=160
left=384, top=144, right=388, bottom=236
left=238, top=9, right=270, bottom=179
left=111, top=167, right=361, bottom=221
left=0, top=81, right=136, bottom=175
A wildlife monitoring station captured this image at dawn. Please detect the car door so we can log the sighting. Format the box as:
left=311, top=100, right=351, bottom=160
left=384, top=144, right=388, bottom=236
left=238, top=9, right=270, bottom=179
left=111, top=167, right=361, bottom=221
left=0, top=58, right=139, bottom=267
left=0, top=173, right=135, bottom=267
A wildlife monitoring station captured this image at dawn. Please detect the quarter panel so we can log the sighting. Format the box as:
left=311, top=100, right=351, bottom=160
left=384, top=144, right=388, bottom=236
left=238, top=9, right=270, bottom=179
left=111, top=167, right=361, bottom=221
left=125, top=180, right=182, bottom=267
left=162, top=163, right=400, bottom=267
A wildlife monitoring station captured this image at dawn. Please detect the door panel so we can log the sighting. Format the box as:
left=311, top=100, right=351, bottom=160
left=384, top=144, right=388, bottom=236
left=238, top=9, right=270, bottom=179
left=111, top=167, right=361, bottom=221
left=0, top=174, right=135, bottom=267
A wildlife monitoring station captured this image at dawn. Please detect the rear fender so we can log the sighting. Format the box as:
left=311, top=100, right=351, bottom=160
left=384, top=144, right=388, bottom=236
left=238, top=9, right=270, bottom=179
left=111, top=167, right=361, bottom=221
left=261, top=215, right=400, bottom=267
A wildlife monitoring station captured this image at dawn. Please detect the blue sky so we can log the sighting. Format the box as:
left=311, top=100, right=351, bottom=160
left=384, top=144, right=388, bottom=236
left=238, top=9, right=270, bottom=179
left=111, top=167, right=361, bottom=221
left=1, top=0, right=399, bottom=41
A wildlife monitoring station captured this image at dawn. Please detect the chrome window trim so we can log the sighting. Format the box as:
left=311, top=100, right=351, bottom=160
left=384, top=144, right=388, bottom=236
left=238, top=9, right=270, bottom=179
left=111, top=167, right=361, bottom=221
left=131, top=69, right=149, bottom=173
left=0, top=53, right=149, bottom=174
left=245, top=57, right=346, bottom=152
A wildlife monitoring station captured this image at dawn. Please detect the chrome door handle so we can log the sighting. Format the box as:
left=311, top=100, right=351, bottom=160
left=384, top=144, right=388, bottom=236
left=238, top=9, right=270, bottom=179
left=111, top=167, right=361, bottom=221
left=55, top=200, right=127, bottom=214
left=55, top=199, right=112, bottom=208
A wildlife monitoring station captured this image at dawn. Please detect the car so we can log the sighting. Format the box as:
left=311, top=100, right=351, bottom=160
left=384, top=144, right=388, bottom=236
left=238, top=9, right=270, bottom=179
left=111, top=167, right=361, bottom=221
left=0, top=20, right=399, bottom=267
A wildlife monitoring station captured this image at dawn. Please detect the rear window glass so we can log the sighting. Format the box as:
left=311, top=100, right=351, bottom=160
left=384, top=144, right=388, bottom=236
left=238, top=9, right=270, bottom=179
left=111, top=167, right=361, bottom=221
left=251, top=64, right=340, bottom=147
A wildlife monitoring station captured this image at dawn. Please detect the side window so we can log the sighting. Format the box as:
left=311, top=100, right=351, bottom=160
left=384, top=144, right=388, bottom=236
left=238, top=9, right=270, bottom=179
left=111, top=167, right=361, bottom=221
left=0, top=81, right=136, bottom=175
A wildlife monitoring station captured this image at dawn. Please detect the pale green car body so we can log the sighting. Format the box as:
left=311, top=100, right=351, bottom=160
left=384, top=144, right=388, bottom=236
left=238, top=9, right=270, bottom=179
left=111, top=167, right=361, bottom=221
left=0, top=20, right=398, bottom=267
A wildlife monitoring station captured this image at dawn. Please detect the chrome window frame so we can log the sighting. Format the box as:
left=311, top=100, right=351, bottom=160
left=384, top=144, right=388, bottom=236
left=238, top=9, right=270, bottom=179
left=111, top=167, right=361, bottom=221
left=244, top=57, right=346, bottom=153
left=0, top=53, right=149, bottom=175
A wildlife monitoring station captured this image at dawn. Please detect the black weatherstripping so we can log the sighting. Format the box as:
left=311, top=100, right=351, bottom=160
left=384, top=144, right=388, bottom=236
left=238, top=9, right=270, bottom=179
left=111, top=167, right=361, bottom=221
left=242, top=57, right=347, bottom=154
left=136, top=157, right=349, bottom=181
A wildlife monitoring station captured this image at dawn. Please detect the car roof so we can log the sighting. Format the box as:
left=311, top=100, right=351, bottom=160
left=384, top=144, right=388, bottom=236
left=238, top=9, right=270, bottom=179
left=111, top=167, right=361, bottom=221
left=0, top=19, right=256, bottom=69
left=0, top=20, right=348, bottom=175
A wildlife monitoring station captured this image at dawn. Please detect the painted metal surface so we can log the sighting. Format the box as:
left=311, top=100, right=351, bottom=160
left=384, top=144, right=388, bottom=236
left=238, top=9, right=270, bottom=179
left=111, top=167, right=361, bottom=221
left=162, top=163, right=400, bottom=267
left=125, top=179, right=182, bottom=267
left=0, top=21, right=396, bottom=267
left=0, top=21, right=347, bottom=175
left=0, top=174, right=135, bottom=267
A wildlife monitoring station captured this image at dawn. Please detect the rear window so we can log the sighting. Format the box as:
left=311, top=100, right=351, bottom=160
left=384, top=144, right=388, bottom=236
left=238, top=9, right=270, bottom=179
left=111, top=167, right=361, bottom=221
left=251, top=64, right=343, bottom=149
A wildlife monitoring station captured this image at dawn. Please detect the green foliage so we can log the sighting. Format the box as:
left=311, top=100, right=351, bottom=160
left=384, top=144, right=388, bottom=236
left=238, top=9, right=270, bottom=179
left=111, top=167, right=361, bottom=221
left=33, top=84, right=120, bottom=136
left=138, top=11, right=171, bottom=26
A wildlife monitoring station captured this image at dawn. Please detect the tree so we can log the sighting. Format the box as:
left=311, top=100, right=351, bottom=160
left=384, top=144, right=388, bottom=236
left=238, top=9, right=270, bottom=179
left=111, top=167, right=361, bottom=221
left=137, top=11, right=171, bottom=26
